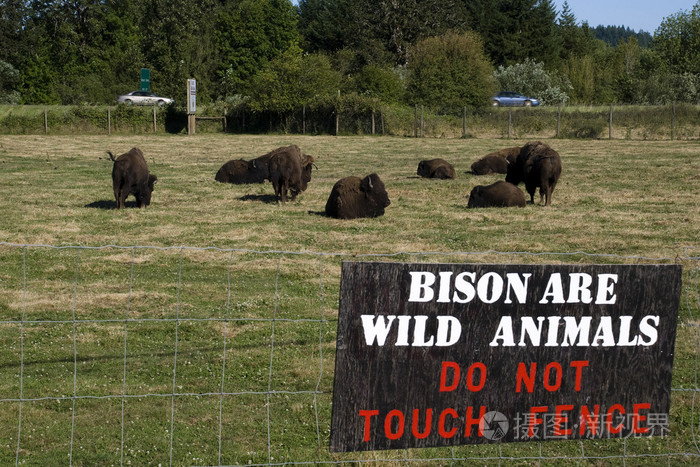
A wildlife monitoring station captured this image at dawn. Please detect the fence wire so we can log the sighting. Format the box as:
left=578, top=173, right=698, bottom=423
left=0, top=243, right=698, bottom=466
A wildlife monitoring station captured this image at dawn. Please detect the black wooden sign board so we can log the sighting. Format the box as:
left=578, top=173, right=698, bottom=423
left=330, top=262, right=682, bottom=452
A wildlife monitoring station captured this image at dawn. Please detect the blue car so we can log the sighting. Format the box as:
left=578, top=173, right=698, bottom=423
left=491, top=91, right=540, bottom=107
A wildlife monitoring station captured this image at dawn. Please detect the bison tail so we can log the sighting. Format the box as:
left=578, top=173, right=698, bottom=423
left=107, top=151, right=116, bottom=161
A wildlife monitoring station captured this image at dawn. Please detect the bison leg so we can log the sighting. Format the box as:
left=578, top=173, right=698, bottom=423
left=114, top=185, right=127, bottom=209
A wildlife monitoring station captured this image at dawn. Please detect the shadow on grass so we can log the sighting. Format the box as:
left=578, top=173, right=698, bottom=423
left=84, top=199, right=140, bottom=209
left=238, top=194, right=278, bottom=204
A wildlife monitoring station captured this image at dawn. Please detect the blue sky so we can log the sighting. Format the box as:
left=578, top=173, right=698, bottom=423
left=553, top=1, right=697, bottom=33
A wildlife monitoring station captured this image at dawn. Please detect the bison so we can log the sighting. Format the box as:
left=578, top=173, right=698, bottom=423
left=325, top=173, right=390, bottom=219
left=268, top=146, right=316, bottom=203
left=215, top=145, right=296, bottom=184
left=470, top=146, right=520, bottom=175
left=417, top=158, right=456, bottom=179
left=108, top=147, right=157, bottom=209
left=467, top=181, right=526, bottom=208
left=505, top=141, right=562, bottom=206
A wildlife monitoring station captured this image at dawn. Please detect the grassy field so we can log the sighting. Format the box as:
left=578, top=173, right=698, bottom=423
left=0, top=134, right=698, bottom=465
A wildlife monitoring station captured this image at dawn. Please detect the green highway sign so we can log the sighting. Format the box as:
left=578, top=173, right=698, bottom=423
left=140, top=68, right=150, bottom=92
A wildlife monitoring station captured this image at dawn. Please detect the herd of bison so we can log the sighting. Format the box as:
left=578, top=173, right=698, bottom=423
left=108, top=141, right=562, bottom=219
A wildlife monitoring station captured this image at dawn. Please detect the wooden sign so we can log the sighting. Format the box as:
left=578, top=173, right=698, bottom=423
left=330, top=262, right=682, bottom=452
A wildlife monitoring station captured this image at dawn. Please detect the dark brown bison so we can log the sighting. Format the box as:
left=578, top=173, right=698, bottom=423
left=467, top=181, right=526, bottom=208
left=505, top=141, right=562, bottom=206
left=108, top=147, right=157, bottom=209
left=214, top=145, right=295, bottom=184
left=417, top=158, right=456, bottom=179
left=325, top=173, right=390, bottom=219
left=470, top=147, right=520, bottom=175
left=268, top=146, right=316, bottom=203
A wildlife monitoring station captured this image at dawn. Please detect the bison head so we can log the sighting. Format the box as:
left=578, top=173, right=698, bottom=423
left=360, top=173, right=390, bottom=216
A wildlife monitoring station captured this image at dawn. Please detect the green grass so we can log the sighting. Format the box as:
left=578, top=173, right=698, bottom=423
left=0, top=134, right=698, bottom=465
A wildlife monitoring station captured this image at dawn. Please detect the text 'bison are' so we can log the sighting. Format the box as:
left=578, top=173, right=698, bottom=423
left=108, top=147, right=157, bottom=209
left=505, top=141, right=562, bottom=206
left=467, top=181, right=526, bottom=208
left=325, top=173, right=390, bottom=219
left=417, top=159, right=456, bottom=179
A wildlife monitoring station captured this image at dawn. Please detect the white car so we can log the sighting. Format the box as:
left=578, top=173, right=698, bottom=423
left=117, top=91, right=174, bottom=106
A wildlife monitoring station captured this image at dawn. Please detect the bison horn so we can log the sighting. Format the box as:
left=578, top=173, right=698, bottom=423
left=313, top=163, right=319, bottom=170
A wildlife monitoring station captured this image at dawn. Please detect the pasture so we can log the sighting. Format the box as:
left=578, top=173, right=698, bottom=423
left=0, top=134, right=698, bottom=465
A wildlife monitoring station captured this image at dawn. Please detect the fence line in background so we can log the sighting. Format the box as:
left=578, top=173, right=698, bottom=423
left=3, top=103, right=698, bottom=139
left=0, top=243, right=698, bottom=466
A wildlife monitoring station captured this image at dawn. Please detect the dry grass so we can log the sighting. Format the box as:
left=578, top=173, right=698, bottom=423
left=0, top=134, right=697, bottom=257
left=0, top=134, right=698, bottom=465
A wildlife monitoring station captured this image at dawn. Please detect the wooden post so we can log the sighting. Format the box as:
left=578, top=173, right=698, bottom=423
left=371, top=109, right=375, bottom=135
left=44, top=108, right=48, bottom=134
left=671, top=102, right=676, bottom=140
left=153, top=106, right=157, bottom=132
left=336, top=90, right=340, bottom=136
left=414, top=104, right=418, bottom=138
left=420, top=105, right=424, bottom=137
left=508, top=109, right=512, bottom=139
left=302, top=105, right=306, bottom=135
left=462, top=106, right=466, bottom=138
left=556, top=103, right=561, bottom=138
left=187, top=114, right=195, bottom=135
left=108, top=107, right=111, bottom=135
left=609, top=104, right=613, bottom=139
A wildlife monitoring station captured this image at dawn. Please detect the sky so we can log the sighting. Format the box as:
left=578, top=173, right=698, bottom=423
left=553, top=1, right=698, bottom=33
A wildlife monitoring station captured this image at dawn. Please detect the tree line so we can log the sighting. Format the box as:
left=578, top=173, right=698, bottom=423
left=1, top=0, right=700, bottom=111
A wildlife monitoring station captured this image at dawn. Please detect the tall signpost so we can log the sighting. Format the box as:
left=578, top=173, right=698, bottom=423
left=187, top=79, right=196, bottom=135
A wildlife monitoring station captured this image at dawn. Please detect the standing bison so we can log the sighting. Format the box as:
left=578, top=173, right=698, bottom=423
left=505, top=141, right=562, bottom=206
left=325, top=173, right=390, bottom=219
left=467, top=181, right=526, bottom=208
left=268, top=146, right=316, bottom=203
left=215, top=145, right=296, bottom=184
left=417, top=158, right=456, bottom=179
left=108, top=147, right=157, bottom=209
left=470, top=146, right=520, bottom=175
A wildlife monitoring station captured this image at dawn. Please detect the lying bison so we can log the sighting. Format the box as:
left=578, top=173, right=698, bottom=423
left=467, top=181, right=525, bottom=208
left=325, top=173, right=390, bottom=219
left=268, top=146, right=316, bottom=203
left=215, top=145, right=297, bottom=184
left=108, top=147, right=157, bottom=209
left=470, top=146, right=520, bottom=175
left=505, top=141, right=562, bottom=206
left=417, top=158, right=456, bottom=179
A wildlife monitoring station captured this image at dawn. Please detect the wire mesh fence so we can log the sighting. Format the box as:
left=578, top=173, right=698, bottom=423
left=0, top=243, right=698, bottom=466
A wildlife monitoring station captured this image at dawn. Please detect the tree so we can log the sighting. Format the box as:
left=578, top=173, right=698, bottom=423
left=485, top=0, right=561, bottom=67
left=217, top=0, right=299, bottom=98
left=408, top=30, right=496, bottom=108
left=140, top=0, right=220, bottom=103
left=247, top=48, right=341, bottom=113
left=494, top=58, right=571, bottom=105
left=0, top=60, right=21, bottom=104
left=653, top=4, right=700, bottom=74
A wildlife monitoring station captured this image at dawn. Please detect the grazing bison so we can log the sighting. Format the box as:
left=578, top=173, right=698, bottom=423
left=325, top=173, right=390, bottom=219
left=215, top=145, right=297, bottom=184
left=467, top=181, right=526, bottom=208
left=108, top=147, right=157, bottom=209
left=505, top=141, right=562, bottom=206
left=268, top=146, right=316, bottom=203
left=470, top=146, right=520, bottom=175
left=417, top=158, right=456, bottom=179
